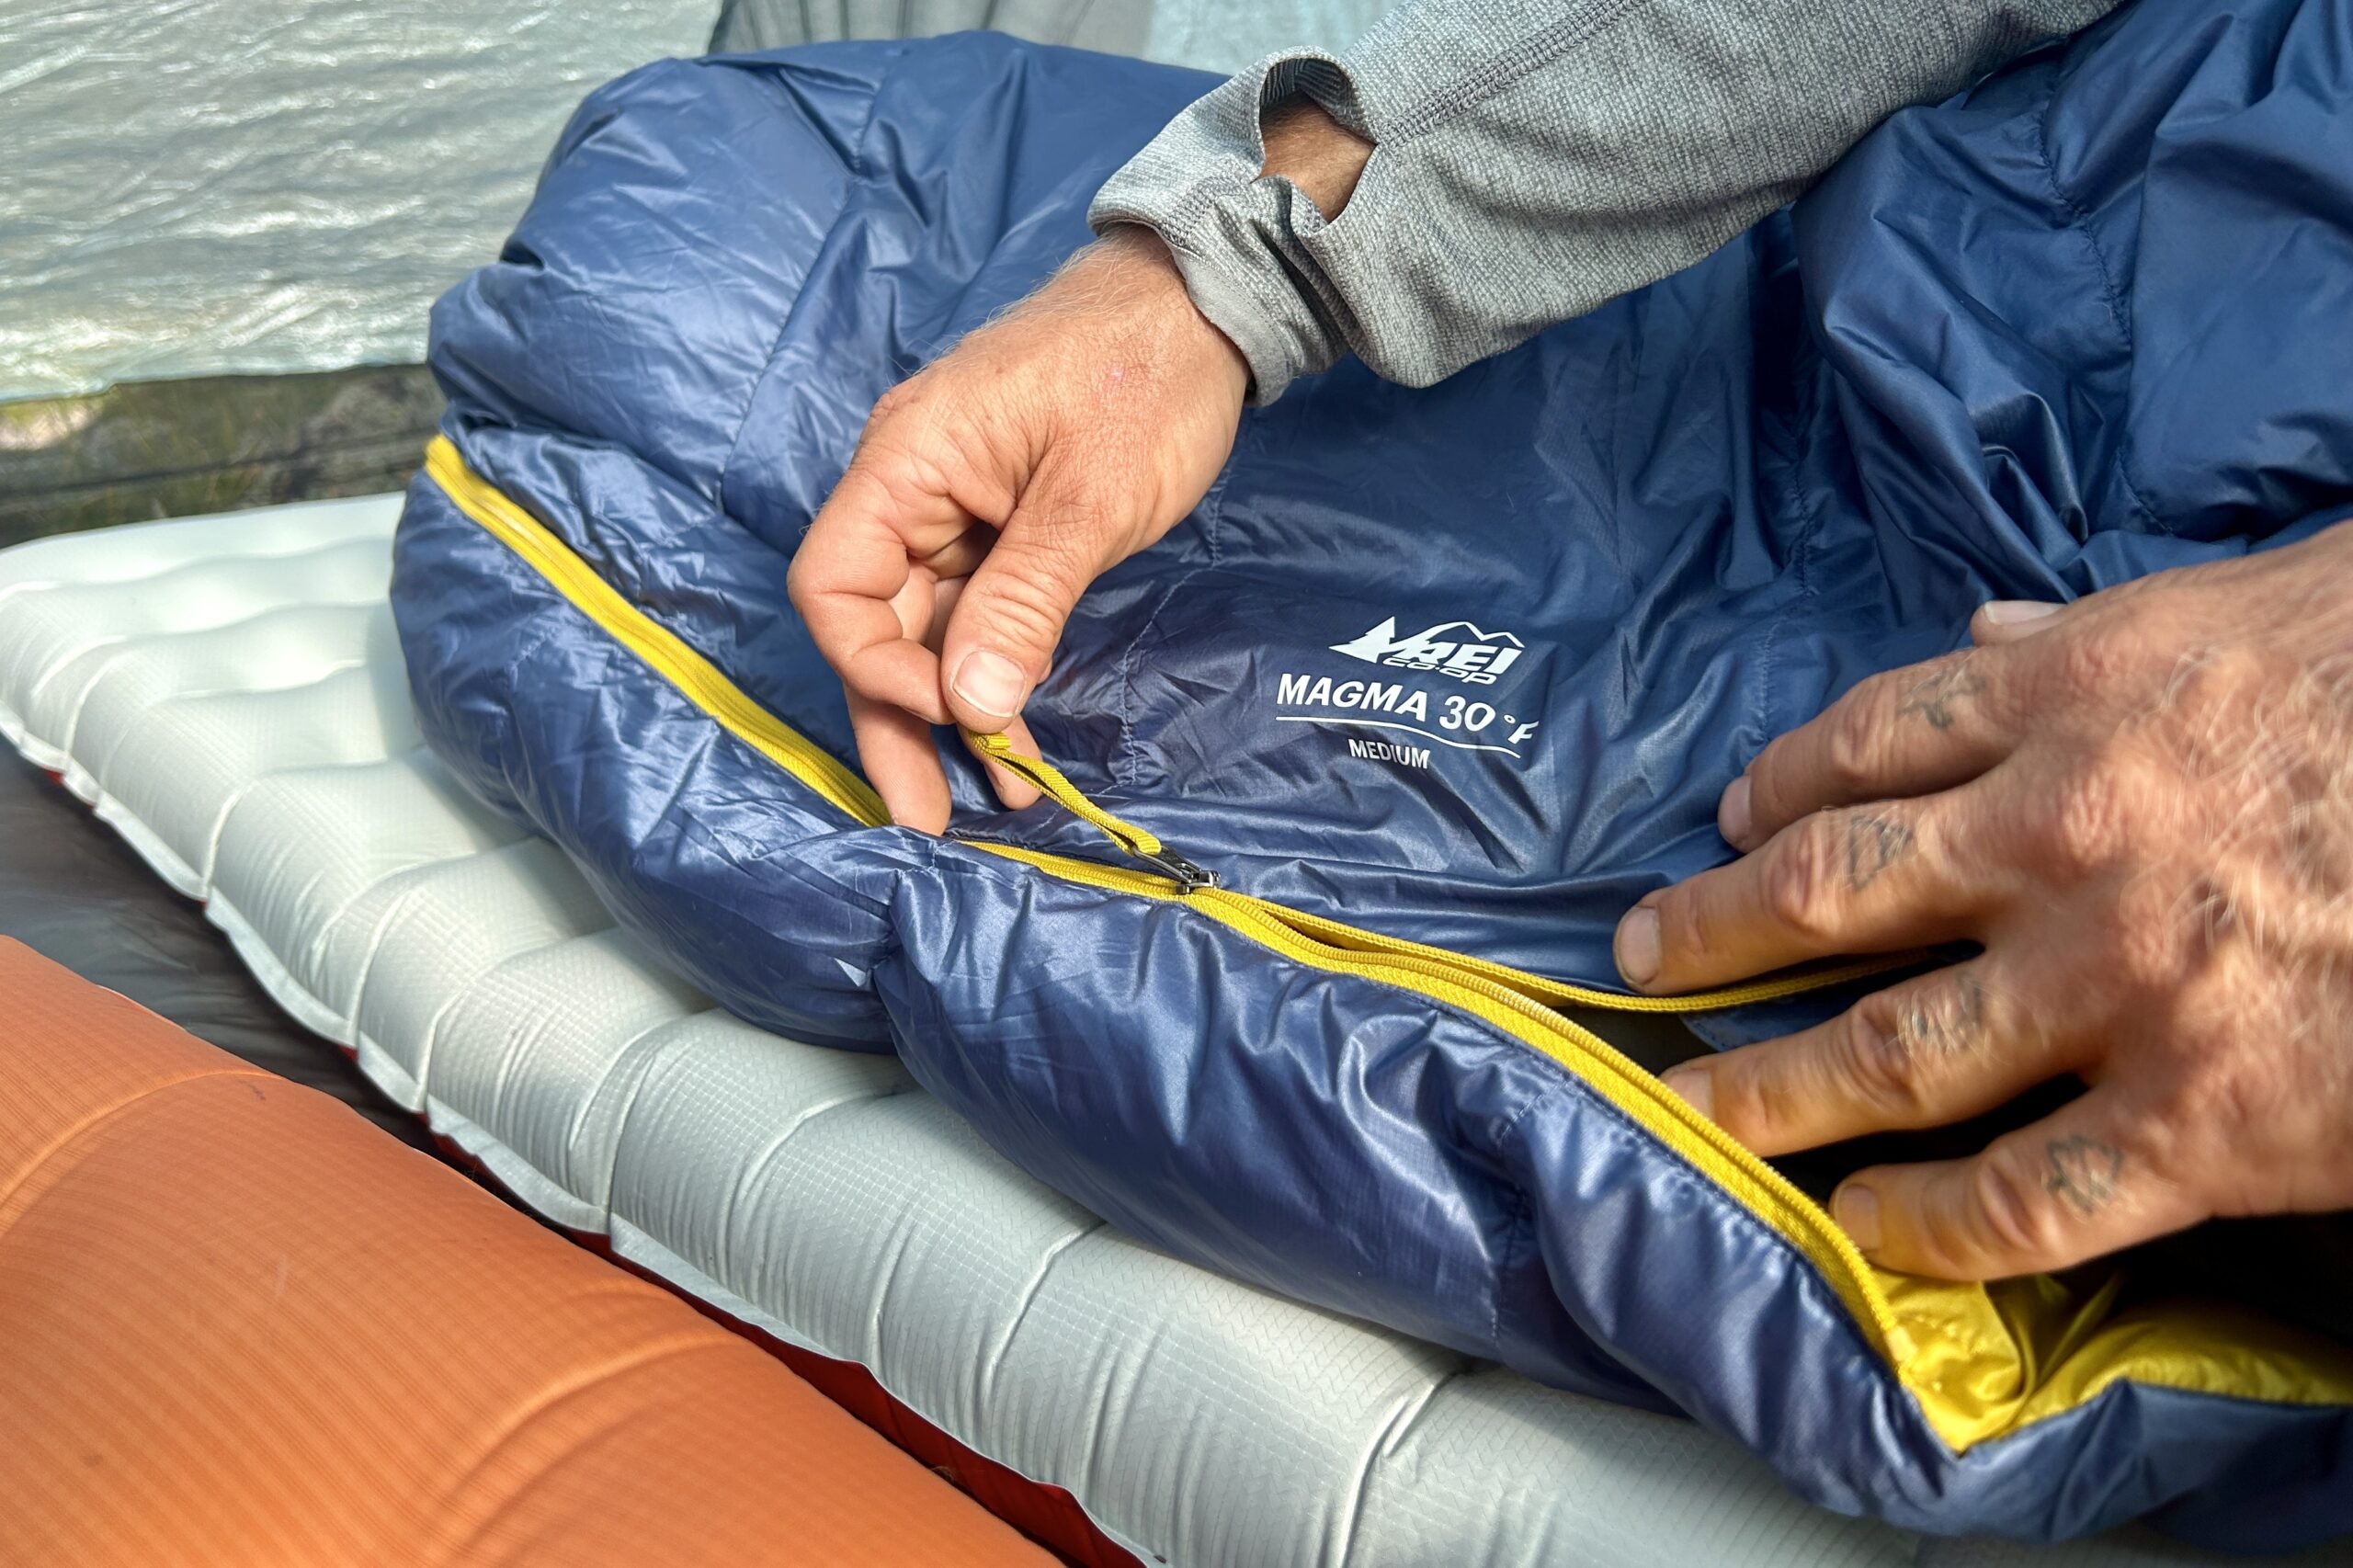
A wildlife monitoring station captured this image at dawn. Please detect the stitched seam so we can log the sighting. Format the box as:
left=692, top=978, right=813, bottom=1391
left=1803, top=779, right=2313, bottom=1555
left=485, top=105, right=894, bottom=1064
left=2029, top=69, right=2170, bottom=535
left=1384, top=0, right=1652, bottom=142
left=1111, top=462, right=1230, bottom=791
left=1484, top=1093, right=1545, bottom=1350
left=716, top=50, right=898, bottom=516
left=1773, top=336, right=1830, bottom=733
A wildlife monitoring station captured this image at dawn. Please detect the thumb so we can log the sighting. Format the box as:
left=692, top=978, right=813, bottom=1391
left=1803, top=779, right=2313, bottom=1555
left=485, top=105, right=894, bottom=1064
left=938, top=510, right=1102, bottom=734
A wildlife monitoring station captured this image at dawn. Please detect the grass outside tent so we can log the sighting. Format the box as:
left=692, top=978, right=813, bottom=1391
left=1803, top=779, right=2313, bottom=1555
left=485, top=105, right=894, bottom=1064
left=0, top=365, right=440, bottom=547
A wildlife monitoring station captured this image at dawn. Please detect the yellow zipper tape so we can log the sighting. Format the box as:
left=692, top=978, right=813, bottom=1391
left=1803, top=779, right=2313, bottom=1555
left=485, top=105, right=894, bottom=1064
left=966, top=727, right=1915, bottom=1011
left=424, top=438, right=887, bottom=828
left=425, top=435, right=1898, bottom=1354
left=951, top=743, right=1911, bottom=1365
left=424, top=438, right=2353, bottom=1450
left=973, top=732, right=1161, bottom=856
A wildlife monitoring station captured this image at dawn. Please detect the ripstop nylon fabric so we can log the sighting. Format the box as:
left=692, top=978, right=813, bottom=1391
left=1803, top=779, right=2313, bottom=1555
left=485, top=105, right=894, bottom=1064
left=393, top=5, right=2353, bottom=1546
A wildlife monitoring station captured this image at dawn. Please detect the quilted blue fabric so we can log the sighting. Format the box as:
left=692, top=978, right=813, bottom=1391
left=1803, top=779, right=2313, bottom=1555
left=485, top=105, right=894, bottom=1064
left=393, top=2, right=2353, bottom=1544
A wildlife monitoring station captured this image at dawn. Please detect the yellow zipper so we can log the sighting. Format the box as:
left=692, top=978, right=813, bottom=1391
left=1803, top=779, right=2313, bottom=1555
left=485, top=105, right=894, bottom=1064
left=973, top=729, right=1225, bottom=890
left=426, top=435, right=1904, bottom=1358
left=424, top=437, right=889, bottom=828
left=975, top=725, right=1914, bottom=1010
left=428, top=435, right=2353, bottom=1448
left=964, top=733, right=1913, bottom=1362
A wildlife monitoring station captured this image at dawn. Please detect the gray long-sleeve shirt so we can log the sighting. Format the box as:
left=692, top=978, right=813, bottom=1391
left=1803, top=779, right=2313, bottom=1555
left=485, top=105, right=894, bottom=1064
left=1089, top=0, right=2120, bottom=403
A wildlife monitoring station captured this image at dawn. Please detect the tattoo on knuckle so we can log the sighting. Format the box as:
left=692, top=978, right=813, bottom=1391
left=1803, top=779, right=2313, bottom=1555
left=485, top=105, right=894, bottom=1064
left=1848, top=1009, right=1921, bottom=1109
left=1842, top=810, right=1915, bottom=892
left=2042, top=1135, right=2123, bottom=1217
left=1898, top=972, right=1985, bottom=1061
left=1895, top=658, right=1987, bottom=733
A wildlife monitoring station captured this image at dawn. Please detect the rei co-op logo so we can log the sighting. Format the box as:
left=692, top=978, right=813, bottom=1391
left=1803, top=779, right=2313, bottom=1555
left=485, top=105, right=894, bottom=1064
left=1328, top=617, right=1525, bottom=684
left=1268, top=615, right=1542, bottom=770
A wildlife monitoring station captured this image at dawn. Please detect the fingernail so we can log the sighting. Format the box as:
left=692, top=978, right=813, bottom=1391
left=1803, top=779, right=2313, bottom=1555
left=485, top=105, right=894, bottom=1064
left=1718, top=776, right=1752, bottom=849
left=1615, top=906, right=1660, bottom=986
left=1662, top=1066, right=1712, bottom=1120
left=1979, top=600, right=2062, bottom=626
left=950, top=650, right=1027, bottom=719
left=1834, top=1184, right=1881, bottom=1251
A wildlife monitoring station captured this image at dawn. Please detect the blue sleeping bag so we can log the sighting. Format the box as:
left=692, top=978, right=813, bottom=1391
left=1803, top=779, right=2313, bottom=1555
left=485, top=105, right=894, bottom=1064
left=392, top=0, right=2353, bottom=1546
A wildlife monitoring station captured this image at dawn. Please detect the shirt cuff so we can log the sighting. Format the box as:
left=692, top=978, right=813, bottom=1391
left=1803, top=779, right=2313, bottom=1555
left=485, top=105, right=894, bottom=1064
left=1088, top=51, right=1364, bottom=405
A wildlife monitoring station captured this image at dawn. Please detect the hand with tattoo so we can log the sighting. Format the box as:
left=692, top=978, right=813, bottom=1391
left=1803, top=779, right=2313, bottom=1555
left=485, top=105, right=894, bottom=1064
left=1612, top=524, right=2353, bottom=1280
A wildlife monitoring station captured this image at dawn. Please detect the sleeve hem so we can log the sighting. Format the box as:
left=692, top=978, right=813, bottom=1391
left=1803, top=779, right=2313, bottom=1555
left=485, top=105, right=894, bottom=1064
left=1086, top=49, right=1367, bottom=403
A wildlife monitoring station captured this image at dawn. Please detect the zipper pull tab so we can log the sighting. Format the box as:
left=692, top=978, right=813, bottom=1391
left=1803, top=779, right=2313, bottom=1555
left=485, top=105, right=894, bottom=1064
left=1132, top=846, right=1222, bottom=893
left=967, top=730, right=1221, bottom=893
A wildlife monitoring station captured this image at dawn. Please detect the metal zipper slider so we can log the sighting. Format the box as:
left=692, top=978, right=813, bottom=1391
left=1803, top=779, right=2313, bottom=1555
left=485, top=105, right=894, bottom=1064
left=1132, top=846, right=1222, bottom=893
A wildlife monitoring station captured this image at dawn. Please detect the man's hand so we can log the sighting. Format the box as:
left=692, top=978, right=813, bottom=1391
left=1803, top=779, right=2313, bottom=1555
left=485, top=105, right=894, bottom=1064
left=787, top=227, right=1249, bottom=831
left=791, top=98, right=1369, bottom=831
left=1615, top=526, right=2353, bottom=1281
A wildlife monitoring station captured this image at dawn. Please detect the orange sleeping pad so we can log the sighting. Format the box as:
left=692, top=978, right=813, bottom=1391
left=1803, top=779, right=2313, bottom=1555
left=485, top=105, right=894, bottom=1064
left=0, top=937, right=1052, bottom=1567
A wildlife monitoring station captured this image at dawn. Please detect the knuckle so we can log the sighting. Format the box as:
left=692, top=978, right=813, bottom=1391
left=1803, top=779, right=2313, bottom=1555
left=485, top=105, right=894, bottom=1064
left=968, top=582, right=1066, bottom=662
left=1745, top=736, right=1802, bottom=824
left=1716, top=1055, right=1819, bottom=1151
left=1655, top=885, right=1712, bottom=967
left=1836, top=1003, right=1926, bottom=1116
left=1973, top=1155, right=2054, bottom=1259
left=2113, top=874, right=2198, bottom=993
left=2039, top=762, right=2135, bottom=875
left=1005, top=505, right=1092, bottom=576
left=1821, top=708, right=1880, bottom=798
left=1763, top=826, right=1836, bottom=938
left=2051, top=626, right=2143, bottom=699
left=997, top=551, right=1093, bottom=631
left=1704, top=1056, right=1777, bottom=1140
left=2155, top=1052, right=2265, bottom=1152
left=1949, top=1154, right=2053, bottom=1273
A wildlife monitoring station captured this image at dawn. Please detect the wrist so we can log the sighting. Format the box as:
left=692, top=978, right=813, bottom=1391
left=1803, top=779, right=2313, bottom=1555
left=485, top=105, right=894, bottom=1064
left=1259, top=97, right=1372, bottom=221
left=1084, top=225, right=1251, bottom=405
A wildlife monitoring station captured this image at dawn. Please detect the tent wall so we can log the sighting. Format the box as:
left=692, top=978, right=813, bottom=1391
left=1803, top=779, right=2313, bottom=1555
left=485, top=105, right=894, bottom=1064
left=0, top=2, right=717, bottom=404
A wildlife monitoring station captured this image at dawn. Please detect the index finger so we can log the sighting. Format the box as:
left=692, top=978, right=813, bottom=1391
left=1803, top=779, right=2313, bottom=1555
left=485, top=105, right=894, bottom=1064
left=849, top=690, right=950, bottom=832
left=1619, top=790, right=1995, bottom=993
left=1835, top=1086, right=2202, bottom=1279
left=788, top=462, right=970, bottom=724
left=1736, top=649, right=2021, bottom=852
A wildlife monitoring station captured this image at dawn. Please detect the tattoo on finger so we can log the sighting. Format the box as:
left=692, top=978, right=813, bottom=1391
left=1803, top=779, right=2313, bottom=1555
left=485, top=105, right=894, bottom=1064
left=1844, top=812, right=1915, bottom=890
left=1897, top=661, right=1987, bottom=732
left=1901, top=972, right=1985, bottom=1057
left=2043, top=1135, right=2122, bottom=1215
